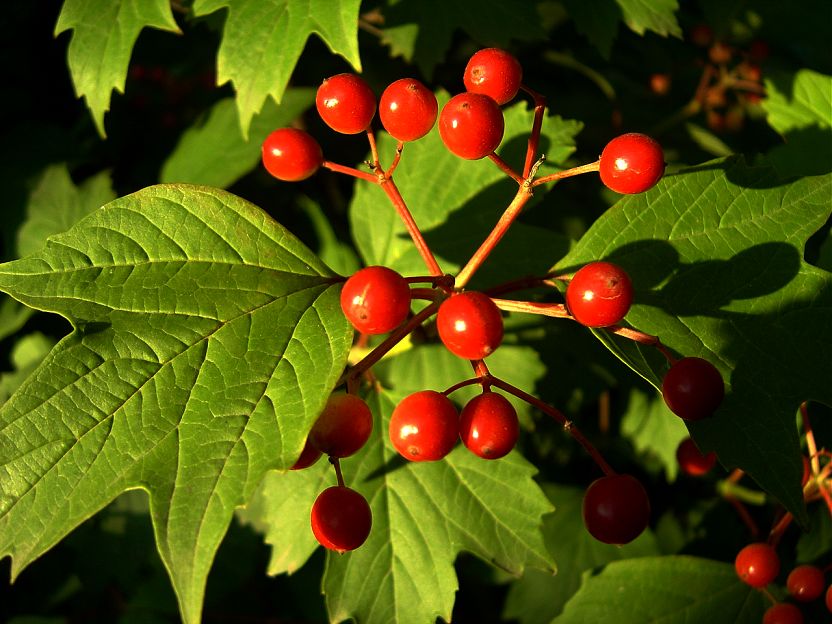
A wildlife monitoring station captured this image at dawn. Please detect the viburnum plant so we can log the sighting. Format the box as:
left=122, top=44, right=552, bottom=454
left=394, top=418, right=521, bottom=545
left=1, top=3, right=831, bottom=624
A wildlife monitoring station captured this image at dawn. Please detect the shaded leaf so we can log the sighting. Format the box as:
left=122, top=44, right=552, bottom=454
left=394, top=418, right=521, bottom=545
left=561, top=0, right=621, bottom=59
left=0, top=185, right=352, bottom=624
left=0, top=333, right=55, bottom=405
left=615, top=0, right=681, bottom=38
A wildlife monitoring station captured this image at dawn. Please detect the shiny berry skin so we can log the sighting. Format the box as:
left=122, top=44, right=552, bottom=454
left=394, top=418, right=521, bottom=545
left=261, top=128, right=323, bottom=181
left=734, top=543, right=780, bottom=588
left=762, top=603, right=803, bottom=624
left=379, top=78, right=438, bottom=142
left=565, top=261, right=634, bottom=327
left=787, top=565, right=826, bottom=602
left=436, top=291, right=504, bottom=360
left=389, top=390, right=459, bottom=461
left=438, top=92, right=504, bottom=160
left=340, top=266, right=411, bottom=335
left=309, top=394, right=373, bottom=458
left=662, top=357, right=725, bottom=421
left=290, top=438, right=322, bottom=470
left=599, top=133, right=665, bottom=194
left=826, top=583, right=832, bottom=612
left=463, top=48, right=523, bottom=105
left=316, top=73, right=376, bottom=134
left=310, top=486, right=372, bottom=553
left=676, top=438, right=717, bottom=477
left=582, top=474, right=650, bottom=545
left=459, top=391, right=519, bottom=460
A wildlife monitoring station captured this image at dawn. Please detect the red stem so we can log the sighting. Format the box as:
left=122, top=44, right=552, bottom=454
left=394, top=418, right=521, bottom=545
left=532, top=160, right=600, bottom=187
left=322, top=160, right=377, bottom=183
left=521, top=85, right=547, bottom=178
left=484, top=271, right=560, bottom=297
left=385, top=141, right=404, bottom=177
left=443, top=376, right=486, bottom=396
left=487, top=152, right=524, bottom=184
left=330, top=457, right=345, bottom=487
left=366, top=129, right=381, bottom=170
left=726, top=497, right=760, bottom=539
left=604, top=326, right=678, bottom=365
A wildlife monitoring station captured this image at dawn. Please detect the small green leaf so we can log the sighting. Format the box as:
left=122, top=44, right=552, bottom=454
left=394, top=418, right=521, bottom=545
left=614, top=0, right=681, bottom=38
left=0, top=333, right=55, bottom=405
left=561, top=0, right=621, bottom=59
left=554, top=556, right=766, bottom=623
left=160, top=89, right=315, bottom=187
left=192, top=0, right=362, bottom=137
left=54, top=0, right=180, bottom=136
left=0, top=185, right=352, bottom=624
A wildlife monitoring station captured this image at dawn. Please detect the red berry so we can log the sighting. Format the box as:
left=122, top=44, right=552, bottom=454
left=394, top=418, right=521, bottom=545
left=309, top=394, right=373, bottom=458
left=676, top=438, right=717, bottom=477
left=389, top=390, right=459, bottom=461
left=290, top=438, right=322, bottom=470
left=316, top=73, right=376, bottom=134
left=582, top=474, right=650, bottom=545
left=689, top=24, right=713, bottom=47
left=662, top=357, right=725, bottom=421
left=379, top=78, right=438, bottom=142
left=598, top=133, right=665, bottom=194
left=787, top=565, right=826, bottom=602
left=649, top=73, right=672, bottom=96
left=340, top=266, right=411, bottom=335
left=734, top=543, right=780, bottom=588
left=436, top=291, right=504, bottom=360
left=459, top=391, right=519, bottom=460
left=310, top=486, right=372, bottom=553
left=826, top=583, right=832, bottom=612
left=762, top=603, right=804, bottom=624
left=463, top=48, right=523, bottom=105
left=261, top=128, right=323, bottom=181
left=565, top=261, right=634, bottom=327
left=438, top=92, right=504, bottom=160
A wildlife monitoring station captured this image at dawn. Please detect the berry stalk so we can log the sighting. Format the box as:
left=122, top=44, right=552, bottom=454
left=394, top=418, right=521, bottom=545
left=532, top=160, right=601, bottom=187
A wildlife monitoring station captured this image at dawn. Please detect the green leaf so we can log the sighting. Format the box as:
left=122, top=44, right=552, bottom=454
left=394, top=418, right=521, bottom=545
left=561, top=0, right=621, bottom=59
left=350, top=93, right=581, bottom=283
left=557, top=158, right=832, bottom=524
left=503, top=484, right=659, bottom=624
left=192, top=0, right=362, bottom=138
left=300, top=196, right=361, bottom=277
left=160, top=89, right=315, bottom=187
left=763, top=69, right=832, bottom=177
left=0, top=296, right=33, bottom=343
left=0, top=185, right=352, bottom=624
left=553, top=556, right=766, bottom=623
left=614, top=0, right=681, bottom=38
left=796, top=500, right=832, bottom=562
left=0, top=333, right=55, bottom=405
left=379, top=0, right=545, bottom=76
left=17, top=164, right=115, bottom=258
left=54, top=0, right=180, bottom=136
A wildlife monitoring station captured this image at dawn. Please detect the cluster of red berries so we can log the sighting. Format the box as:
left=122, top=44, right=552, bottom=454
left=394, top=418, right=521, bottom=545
left=734, top=542, right=832, bottom=623
left=262, top=47, right=727, bottom=553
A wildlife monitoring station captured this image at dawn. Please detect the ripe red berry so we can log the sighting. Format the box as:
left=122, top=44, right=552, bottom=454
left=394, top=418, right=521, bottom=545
left=310, top=486, right=372, bottom=552
left=438, top=92, right=505, bottom=160
left=762, top=603, right=804, bottom=624
left=598, top=133, right=665, bottom=194
left=662, top=357, right=725, bottom=421
left=389, top=390, right=459, bottom=462
left=316, top=73, right=376, bottom=134
left=436, top=291, right=504, bottom=360
left=379, top=78, right=438, bottom=142
left=290, top=438, right=322, bottom=470
left=787, top=565, right=826, bottom=602
left=826, top=583, right=832, bottom=612
left=676, top=437, right=717, bottom=477
left=261, top=128, right=323, bottom=181
left=309, top=394, right=373, bottom=458
left=734, top=543, right=780, bottom=588
left=459, top=391, right=519, bottom=460
left=463, top=48, right=523, bottom=105
left=565, top=261, right=634, bottom=327
left=582, top=474, right=650, bottom=545
left=340, top=266, right=411, bottom=335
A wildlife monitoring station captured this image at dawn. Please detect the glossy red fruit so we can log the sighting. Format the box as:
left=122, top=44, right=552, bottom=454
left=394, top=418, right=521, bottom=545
left=762, top=603, right=803, bottom=624
left=309, top=394, right=373, bottom=458
left=436, top=291, right=504, bottom=360
left=379, top=78, right=438, bottom=142
left=310, top=486, right=372, bottom=552
left=459, top=391, right=519, bottom=460
left=582, top=474, right=650, bottom=545
left=826, top=583, right=832, bottom=612
left=599, top=133, right=665, bottom=194
left=676, top=438, right=717, bottom=477
left=734, top=543, right=780, bottom=588
left=290, top=438, right=322, bottom=470
left=389, top=390, right=459, bottom=461
left=787, top=565, right=826, bottom=602
left=463, top=48, right=523, bottom=105
left=438, top=92, right=505, bottom=160
left=261, top=128, right=323, bottom=181
left=340, top=266, right=411, bottom=335
left=662, top=357, right=725, bottom=421
left=565, top=261, right=633, bottom=327
left=316, top=73, right=377, bottom=134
